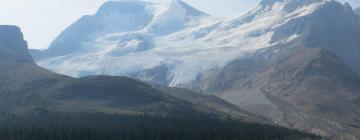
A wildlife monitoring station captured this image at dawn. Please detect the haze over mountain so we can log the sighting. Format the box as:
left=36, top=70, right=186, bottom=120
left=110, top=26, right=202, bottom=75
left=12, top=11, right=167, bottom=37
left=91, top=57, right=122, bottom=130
left=28, top=0, right=360, bottom=139
left=355, top=7, right=360, bottom=16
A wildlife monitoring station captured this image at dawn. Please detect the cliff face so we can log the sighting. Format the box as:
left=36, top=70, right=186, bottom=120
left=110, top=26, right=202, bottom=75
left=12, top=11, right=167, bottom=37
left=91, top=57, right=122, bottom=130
left=0, top=25, right=33, bottom=63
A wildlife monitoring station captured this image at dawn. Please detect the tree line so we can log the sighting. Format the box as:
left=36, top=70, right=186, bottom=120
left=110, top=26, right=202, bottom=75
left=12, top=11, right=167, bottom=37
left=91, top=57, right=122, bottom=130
left=0, top=112, right=322, bottom=140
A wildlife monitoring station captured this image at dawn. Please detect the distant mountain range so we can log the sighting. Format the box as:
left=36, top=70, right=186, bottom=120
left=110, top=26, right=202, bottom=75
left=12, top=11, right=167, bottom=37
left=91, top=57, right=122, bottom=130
left=31, top=0, right=360, bottom=86
left=1, top=25, right=257, bottom=120
left=0, top=25, right=325, bottom=140
left=28, top=0, right=360, bottom=139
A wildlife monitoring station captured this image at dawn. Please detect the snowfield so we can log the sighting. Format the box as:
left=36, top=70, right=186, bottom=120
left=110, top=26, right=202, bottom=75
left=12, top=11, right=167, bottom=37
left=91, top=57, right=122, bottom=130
left=37, top=0, right=329, bottom=86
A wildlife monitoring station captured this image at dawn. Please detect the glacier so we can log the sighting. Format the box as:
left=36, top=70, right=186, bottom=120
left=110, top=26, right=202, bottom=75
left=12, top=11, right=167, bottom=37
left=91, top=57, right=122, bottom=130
left=35, top=0, right=358, bottom=86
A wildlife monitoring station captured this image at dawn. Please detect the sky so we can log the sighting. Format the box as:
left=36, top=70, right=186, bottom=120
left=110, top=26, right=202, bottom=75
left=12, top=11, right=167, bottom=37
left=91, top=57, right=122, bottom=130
left=0, top=0, right=359, bottom=49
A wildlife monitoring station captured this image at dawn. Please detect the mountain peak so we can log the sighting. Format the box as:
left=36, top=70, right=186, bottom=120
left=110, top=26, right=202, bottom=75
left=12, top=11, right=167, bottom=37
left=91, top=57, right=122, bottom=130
left=0, top=25, right=33, bottom=63
left=257, top=0, right=326, bottom=13
left=258, top=0, right=280, bottom=6
left=168, top=0, right=180, bottom=3
left=95, top=0, right=153, bottom=16
left=144, top=0, right=210, bottom=35
left=162, top=0, right=208, bottom=16
left=259, top=0, right=323, bottom=5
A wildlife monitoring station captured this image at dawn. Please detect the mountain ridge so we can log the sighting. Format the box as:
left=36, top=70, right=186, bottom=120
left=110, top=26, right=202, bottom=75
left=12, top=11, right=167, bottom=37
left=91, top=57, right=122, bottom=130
left=206, top=47, right=360, bottom=139
left=0, top=26, right=324, bottom=140
left=34, top=0, right=360, bottom=84
left=0, top=25, right=259, bottom=121
left=31, top=0, right=212, bottom=59
left=27, top=0, right=360, bottom=139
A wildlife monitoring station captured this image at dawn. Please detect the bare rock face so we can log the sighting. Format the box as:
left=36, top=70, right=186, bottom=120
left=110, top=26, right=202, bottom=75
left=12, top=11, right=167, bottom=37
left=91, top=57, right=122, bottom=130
left=0, top=25, right=33, bottom=63
left=211, top=48, right=360, bottom=140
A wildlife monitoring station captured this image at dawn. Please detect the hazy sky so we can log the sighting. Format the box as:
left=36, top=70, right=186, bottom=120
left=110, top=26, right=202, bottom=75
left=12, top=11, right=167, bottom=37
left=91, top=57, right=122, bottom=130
left=0, top=0, right=359, bottom=49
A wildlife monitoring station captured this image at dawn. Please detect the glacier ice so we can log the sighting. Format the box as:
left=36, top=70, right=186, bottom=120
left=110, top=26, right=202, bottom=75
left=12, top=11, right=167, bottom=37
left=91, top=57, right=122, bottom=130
left=37, top=0, right=345, bottom=86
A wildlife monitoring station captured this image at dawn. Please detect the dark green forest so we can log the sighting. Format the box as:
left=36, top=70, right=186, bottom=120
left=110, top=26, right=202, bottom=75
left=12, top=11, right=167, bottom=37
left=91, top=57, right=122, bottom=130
left=0, top=113, right=322, bottom=140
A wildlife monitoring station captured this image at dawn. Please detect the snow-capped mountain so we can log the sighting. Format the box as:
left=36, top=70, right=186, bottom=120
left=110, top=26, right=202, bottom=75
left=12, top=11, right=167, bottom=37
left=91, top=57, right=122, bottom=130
left=30, top=0, right=360, bottom=139
left=0, top=25, right=258, bottom=121
left=33, top=0, right=211, bottom=59
left=34, top=0, right=360, bottom=87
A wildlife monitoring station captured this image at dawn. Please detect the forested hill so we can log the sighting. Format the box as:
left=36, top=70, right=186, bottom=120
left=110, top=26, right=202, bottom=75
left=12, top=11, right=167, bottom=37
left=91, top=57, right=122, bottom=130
left=0, top=113, right=323, bottom=140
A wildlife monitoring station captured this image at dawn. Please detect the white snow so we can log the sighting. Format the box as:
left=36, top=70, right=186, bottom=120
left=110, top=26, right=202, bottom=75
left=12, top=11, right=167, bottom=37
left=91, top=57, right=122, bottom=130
left=37, top=0, right=328, bottom=86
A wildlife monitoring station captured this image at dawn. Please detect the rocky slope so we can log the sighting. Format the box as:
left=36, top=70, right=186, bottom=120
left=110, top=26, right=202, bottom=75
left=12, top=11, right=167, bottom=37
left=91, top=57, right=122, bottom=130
left=199, top=47, right=360, bottom=139
left=189, top=1, right=360, bottom=138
